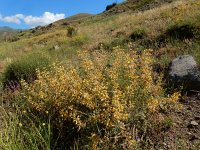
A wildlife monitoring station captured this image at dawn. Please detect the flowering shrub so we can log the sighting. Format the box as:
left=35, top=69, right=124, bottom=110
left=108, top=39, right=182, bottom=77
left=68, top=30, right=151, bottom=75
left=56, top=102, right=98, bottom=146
left=21, top=47, right=179, bottom=149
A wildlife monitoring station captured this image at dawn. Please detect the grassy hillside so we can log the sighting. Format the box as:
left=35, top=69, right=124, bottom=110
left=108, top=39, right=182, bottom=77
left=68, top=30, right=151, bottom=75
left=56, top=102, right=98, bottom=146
left=0, top=0, right=200, bottom=149
left=0, top=26, right=19, bottom=41
left=1, top=0, right=199, bottom=69
left=103, top=0, right=178, bottom=16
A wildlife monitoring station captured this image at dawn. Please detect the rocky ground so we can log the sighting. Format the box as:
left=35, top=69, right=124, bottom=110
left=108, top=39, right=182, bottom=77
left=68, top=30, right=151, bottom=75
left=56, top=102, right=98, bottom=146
left=0, top=106, right=4, bottom=134
left=155, top=94, right=200, bottom=150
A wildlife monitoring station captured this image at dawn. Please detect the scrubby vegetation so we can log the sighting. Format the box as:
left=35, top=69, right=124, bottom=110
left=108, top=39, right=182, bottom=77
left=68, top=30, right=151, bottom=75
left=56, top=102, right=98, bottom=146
left=1, top=47, right=180, bottom=149
left=129, top=29, right=147, bottom=40
left=105, top=3, right=117, bottom=11
left=67, top=26, right=77, bottom=37
left=0, top=0, right=200, bottom=149
left=2, top=52, right=51, bottom=89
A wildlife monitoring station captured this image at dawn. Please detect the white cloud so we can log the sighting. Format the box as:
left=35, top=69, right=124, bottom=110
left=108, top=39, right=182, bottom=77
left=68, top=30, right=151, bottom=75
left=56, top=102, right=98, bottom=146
left=0, top=12, right=65, bottom=27
left=0, top=14, right=24, bottom=24
left=24, top=12, right=65, bottom=27
left=15, top=14, right=25, bottom=19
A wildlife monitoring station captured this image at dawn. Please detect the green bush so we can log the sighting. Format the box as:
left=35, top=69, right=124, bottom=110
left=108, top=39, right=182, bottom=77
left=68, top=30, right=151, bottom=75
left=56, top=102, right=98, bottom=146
left=69, top=34, right=89, bottom=47
left=98, top=38, right=130, bottom=52
left=105, top=2, right=117, bottom=11
left=3, top=52, right=51, bottom=89
left=67, top=26, right=77, bottom=37
left=166, top=22, right=196, bottom=40
left=129, top=29, right=147, bottom=40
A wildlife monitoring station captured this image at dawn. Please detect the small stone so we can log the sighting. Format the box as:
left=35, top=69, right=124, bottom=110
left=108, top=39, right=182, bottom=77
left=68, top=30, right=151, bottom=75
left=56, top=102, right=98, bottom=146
left=49, top=45, right=60, bottom=51
left=188, top=132, right=192, bottom=135
left=54, top=45, right=60, bottom=50
left=190, top=121, right=198, bottom=126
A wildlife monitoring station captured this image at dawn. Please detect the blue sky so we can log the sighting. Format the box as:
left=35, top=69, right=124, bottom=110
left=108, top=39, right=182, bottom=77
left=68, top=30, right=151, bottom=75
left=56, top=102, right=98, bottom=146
left=0, top=0, right=124, bottom=29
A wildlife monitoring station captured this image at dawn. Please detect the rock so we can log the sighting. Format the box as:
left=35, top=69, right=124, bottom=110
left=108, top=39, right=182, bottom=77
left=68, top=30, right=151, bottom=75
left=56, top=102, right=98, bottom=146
left=190, top=121, right=198, bottom=126
left=188, top=121, right=199, bottom=128
left=187, top=121, right=199, bottom=129
left=35, top=25, right=42, bottom=30
left=49, top=45, right=60, bottom=51
left=31, top=29, right=36, bottom=33
left=54, top=45, right=60, bottom=50
left=167, top=55, right=200, bottom=90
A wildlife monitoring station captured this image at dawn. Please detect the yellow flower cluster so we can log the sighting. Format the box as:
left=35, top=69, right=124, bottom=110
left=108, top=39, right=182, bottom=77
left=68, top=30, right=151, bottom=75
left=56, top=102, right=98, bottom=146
left=21, top=47, right=179, bottom=148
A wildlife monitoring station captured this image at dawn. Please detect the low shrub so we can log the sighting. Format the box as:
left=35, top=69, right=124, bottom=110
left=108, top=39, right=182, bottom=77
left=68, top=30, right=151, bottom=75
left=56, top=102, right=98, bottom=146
left=153, top=21, right=199, bottom=48
left=67, top=26, right=77, bottom=37
left=97, top=38, right=130, bottom=52
left=3, top=52, right=51, bottom=89
left=129, top=29, right=147, bottom=40
left=19, top=47, right=179, bottom=149
left=105, top=3, right=117, bottom=11
left=166, top=23, right=195, bottom=40
left=68, top=34, right=89, bottom=47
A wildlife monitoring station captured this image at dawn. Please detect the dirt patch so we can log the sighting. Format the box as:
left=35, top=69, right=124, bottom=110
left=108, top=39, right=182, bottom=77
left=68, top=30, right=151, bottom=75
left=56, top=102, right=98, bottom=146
left=155, top=94, right=200, bottom=149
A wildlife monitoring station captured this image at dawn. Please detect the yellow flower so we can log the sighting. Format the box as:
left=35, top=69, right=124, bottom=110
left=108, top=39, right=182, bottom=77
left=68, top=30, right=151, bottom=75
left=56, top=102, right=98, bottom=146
left=147, top=97, right=159, bottom=112
left=20, top=47, right=180, bottom=148
left=19, top=123, right=23, bottom=127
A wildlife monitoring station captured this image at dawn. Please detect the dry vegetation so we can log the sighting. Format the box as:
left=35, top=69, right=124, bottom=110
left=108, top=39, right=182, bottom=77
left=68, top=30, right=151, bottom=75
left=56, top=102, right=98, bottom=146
left=0, top=0, right=200, bottom=149
left=1, top=48, right=180, bottom=149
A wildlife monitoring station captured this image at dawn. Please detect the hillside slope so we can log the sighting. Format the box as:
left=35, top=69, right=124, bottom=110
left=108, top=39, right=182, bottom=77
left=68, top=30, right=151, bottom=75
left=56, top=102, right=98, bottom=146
left=7, top=0, right=199, bottom=65
left=0, top=1, right=200, bottom=148
left=103, top=0, right=177, bottom=16
left=0, top=26, right=18, bottom=40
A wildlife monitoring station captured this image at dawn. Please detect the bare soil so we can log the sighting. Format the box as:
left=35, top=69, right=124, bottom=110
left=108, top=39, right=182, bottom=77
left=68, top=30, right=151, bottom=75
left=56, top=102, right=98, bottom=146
left=155, top=94, right=200, bottom=150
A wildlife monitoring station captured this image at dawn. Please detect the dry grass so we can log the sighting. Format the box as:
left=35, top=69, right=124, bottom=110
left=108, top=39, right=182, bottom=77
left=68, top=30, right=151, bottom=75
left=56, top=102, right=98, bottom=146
left=0, top=0, right=200, bottom=149
left=79, top=0, right=200, bottom=48
left=0, top=0, right=199, bottom=70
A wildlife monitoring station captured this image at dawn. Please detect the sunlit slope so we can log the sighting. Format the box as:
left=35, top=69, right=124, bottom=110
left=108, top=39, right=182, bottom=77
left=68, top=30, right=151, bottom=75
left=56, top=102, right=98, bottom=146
left=0, top=0, right=200, bottom=71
